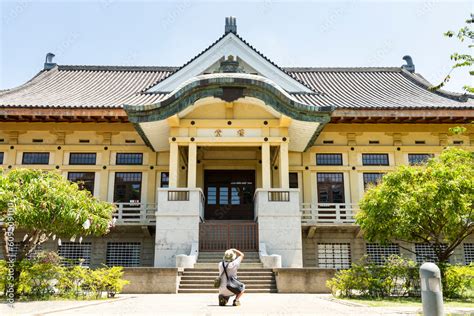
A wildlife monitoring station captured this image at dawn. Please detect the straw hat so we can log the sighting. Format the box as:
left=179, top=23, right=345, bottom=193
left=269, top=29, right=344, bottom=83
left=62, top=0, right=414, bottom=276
left=223, top=249, right=236, bottom=262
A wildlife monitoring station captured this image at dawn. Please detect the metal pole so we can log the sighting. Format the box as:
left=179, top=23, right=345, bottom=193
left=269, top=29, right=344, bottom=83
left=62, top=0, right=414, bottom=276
left=419, top=262, right=444, bottom=316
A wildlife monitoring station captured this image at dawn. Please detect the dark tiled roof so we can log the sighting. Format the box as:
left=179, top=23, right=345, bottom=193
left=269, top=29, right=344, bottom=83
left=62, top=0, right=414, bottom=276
left=0, top=64, right=472, bottom=109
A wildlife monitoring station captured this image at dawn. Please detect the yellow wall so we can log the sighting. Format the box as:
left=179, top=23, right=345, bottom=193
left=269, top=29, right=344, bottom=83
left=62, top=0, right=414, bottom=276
left=1, top=119, right=473, bottom=206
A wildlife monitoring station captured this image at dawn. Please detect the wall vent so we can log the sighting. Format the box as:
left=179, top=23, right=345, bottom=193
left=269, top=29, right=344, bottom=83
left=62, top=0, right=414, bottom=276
left=125, top=139, right=136, bottom=144
left=369, top=140, right=380, bottom=144
left=453, top=140, right=463, bottom=145
left=33, top=139, right=44, bottom=143
left=323, top=140, right=334, bottom=144
left=415, top=140, right=426, bottom=144
left=79, top=139, right=90, bottom=143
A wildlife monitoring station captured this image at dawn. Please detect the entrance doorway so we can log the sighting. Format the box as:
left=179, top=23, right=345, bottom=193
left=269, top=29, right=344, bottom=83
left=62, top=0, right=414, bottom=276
left=204, top=170, right=255, bottom=220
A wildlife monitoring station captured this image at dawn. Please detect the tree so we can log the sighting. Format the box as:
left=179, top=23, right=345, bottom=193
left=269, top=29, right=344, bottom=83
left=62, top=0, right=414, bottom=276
left=431, top=13, right=473, bottom=93
left=0, top=169, right=116, bottom=296
left=357, top=148, right=474, bottom=264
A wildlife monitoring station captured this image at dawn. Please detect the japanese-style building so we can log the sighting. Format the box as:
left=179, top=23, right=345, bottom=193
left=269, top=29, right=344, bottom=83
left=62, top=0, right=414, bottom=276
left=1, top=17, right=473, bottom=276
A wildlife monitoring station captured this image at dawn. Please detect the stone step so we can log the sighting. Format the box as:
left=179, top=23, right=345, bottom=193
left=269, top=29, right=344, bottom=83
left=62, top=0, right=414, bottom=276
left=179, top=284, right=276, bottom=290
left=180, top=280, right=275, bottom=285
left=193, top=263, right=264, bottom=269
left=178, top=289, right=277, bottom=294
left=182, top=270, right=273, bottom=274
left=181, top=276, right=274, bottom=281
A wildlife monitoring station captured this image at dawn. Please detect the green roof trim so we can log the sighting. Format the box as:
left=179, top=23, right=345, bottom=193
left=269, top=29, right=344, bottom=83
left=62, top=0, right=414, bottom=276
left=123, top=76, right=333, bottom=123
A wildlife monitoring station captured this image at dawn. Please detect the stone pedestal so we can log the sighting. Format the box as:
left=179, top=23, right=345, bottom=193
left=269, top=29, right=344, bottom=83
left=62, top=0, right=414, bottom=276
left=154, top=188, right=204, bottom=267
left=254, top=189, right=303, bottom=267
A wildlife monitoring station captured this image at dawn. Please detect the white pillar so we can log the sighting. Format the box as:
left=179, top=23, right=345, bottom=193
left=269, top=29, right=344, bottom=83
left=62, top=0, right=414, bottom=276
left=279, top=142, right=289, bottom=189
left=169, top=142, right=179, bottom=188
left=262, top=142, right=271, bottom=189
left=187, top=143, right=197, bottom=188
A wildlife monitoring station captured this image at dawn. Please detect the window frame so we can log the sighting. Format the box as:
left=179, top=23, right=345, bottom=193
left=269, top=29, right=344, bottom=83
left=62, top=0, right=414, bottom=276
left=113, top=172, right=143, bottom=203
left=69, top=153, right=97, bottom=165
left=362, top=153, right=389, bottom=166
left=316, top=153, right=343, bottom=166
left=68, top=172, right=96, bottom=194
left=116, top=153, right=143, bottom=165
left=22, top=152, right=50, bottom=165
left=408, top=153, right=434, bottom=165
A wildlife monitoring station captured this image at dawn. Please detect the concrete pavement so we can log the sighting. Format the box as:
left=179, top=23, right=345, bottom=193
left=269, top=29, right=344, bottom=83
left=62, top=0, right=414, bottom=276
left=1, top=294, right=473, bottom=316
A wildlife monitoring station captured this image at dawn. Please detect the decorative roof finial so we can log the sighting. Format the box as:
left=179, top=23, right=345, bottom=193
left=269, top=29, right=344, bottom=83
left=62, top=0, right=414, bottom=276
left=402, top=55, right=415, bottom=73
left=44, top=52, right=56, bottom=70
left=225, top=16, right=237, bottom=34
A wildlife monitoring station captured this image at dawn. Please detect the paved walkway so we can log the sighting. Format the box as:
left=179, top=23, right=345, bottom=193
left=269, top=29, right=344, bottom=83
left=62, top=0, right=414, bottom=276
left=1, top=294, right=473, bottom=316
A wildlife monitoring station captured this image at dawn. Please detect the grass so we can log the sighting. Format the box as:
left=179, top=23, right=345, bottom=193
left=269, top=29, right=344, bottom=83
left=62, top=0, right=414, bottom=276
left=339, top=296, right=474, bottom=308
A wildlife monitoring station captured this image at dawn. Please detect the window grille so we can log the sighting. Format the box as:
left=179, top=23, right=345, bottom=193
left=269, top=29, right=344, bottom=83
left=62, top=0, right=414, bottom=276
left=363, top=173, right=384, bottom=190
left=68, top=172, right=95, bottom=194
left=464, top=244, right=474, bottom=265
left=316, top=154, right=343, bottom=166
left=116, top=153, right=143, bottom=165
left=289, top=172, right=298, bottom=188
left=6, top=243, right=43, bottom=260
left=22, top=152, right=50, bottom=165
left=366, top=243, right=400, bottom=265
left=415, top=243, right=447, bottom=264
left=106, top=242, right=141, bottom=267
left=408, top=154, right=433, bottom=165
left=362, top=154, right=389, bottom=166
left=160, top=172, right=170, bottom=188
left=69, top=153, right=97, bottom=165
left=58, top=242, right=92, bottom=267
left=318, top=243, right=351, bottom=269
left=0, top=152, right=3, bottom=164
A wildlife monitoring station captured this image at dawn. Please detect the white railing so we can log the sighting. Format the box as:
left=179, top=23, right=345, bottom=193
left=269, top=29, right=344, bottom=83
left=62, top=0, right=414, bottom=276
left=300, top=203, right=359, bottom=225
left=113, top=203, right=156, bottom=225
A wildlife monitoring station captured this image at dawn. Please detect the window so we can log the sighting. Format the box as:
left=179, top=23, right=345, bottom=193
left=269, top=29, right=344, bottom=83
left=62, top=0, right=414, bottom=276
left=415, top=243, right=447, bottom=264
left=116, top=153, right=143, bottom=165
left=289, top=172, right=298, bottom=188
left=408, top=154, right=433, bottom=165
left=366, top=243, right=400, bottom=265
left=106, top=242, right=141, bottom=267
left=160, top=172, right=169, bottom=188
left=68, top=172, right=95, bottom=194
left=363, top=173, right=384, bottom=190
left=317, top=173, right=344, bottom=203
left=316, top=154, right=342, bottom=166
left=362, top=154, right=389, bottom=166
left=22, top=152, right=49, bottom=165
left=464, top=244, right=474, bottom=265
left=0, top=152, right=3, bottom=164
left=58, top=242, right=92, bottom=267
left=114, top=172, right=142, bottom=203
left=69, top=153, right=97, bottom=165
left=318, top=243, right=351, bottom=269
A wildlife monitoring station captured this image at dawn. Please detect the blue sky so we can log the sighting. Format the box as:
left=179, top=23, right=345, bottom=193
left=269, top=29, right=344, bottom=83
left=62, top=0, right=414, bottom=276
left=0, top=1, right=471, bottom=92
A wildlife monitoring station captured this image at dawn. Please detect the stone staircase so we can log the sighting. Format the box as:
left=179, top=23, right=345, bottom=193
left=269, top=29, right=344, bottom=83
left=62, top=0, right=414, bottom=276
left=178, top=252, right=277, bottom=293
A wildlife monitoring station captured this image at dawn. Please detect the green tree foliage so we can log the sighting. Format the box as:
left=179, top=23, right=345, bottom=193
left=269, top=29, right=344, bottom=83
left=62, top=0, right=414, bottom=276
left=431, top=13, right=473, bottom=93
left=357, top=148, right=474, bottom=263
left=0, top=169, right=115, bottom=261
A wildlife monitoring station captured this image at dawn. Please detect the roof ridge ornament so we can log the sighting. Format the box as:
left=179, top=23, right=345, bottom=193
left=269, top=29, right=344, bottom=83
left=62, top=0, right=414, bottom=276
left=218, top=55, right=244, bottom=73
left=44, top=52, right=56, bottom=70
left=402, top=55, right=415, bottom=73
left=225, top=16, right=237, bottom=34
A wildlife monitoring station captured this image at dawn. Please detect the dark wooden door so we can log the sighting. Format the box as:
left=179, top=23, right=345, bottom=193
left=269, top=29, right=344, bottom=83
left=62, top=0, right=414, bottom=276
left=204, top=170, right=255, bottom=220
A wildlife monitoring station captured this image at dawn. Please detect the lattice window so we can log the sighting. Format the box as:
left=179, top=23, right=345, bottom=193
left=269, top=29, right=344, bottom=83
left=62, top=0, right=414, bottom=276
left=5, top=243, right=43, bottom=260
left=106, top=242, right=141, bottom=267
left=0, top=152, right=3, bottom=164
left=160, top=172, right=169, bottom=188
left=69, top=153, right=97, bottom=165
left=415, top=243, right=447, bottom=264
left=408, top=154, right=433, bottom=165
left=362, top=154, right=389, bottom=166
left=58, top=242, right=92, bottom=267
left=316, top=154, right=343, bottom=166
left=22, top=152, right=50, bottom=165
left=363, top=173, right=384, bottom=190
left=318, top=243, right=351, bottom=269
left=366, top=243, right=400, bottom=265
left=464, top=244, right=474, bottom=265
left=68, top=172, right=95, bottom=194
left=114, top=172, right=142, bottom=203
left=116, top=153, right=143, bottom=165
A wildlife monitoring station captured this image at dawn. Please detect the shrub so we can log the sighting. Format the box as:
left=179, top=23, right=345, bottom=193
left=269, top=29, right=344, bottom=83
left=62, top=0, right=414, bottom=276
left=327, top=255, right=419, bottom=298
left=444, top=264, right=474, bottom=298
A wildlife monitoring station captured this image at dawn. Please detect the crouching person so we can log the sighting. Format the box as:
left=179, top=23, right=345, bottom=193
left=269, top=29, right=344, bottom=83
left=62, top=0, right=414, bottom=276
left=218, top=248, right=245, bottom=306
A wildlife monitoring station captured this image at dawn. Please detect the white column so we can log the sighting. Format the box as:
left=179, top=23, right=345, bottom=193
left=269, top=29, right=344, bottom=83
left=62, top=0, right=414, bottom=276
left=169, top=142, right=179, bottom=188
left=262, top=142, right=271, bottom=189
left=187, top=143, right=197, bottom=188
left=279, top=142, right=289, bottom=189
